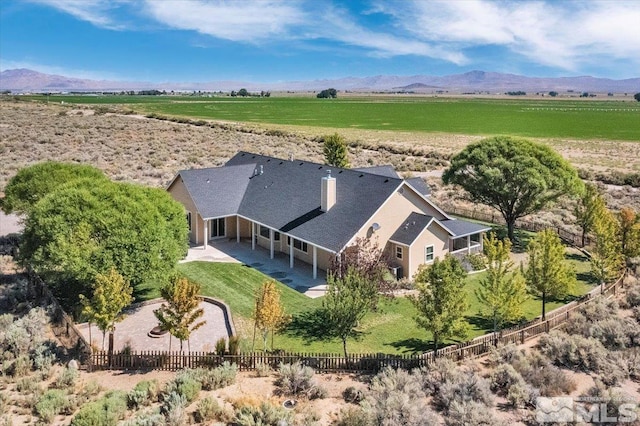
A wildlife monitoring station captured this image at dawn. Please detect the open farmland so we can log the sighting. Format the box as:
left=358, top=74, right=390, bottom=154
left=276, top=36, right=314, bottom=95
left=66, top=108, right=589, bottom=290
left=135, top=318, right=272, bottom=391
left=22, top=94, right=640, bottom=141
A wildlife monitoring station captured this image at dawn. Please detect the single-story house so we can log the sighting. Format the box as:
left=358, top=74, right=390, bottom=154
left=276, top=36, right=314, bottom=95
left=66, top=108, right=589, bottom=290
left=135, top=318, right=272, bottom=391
left=167, top=151, right=489, bottom=280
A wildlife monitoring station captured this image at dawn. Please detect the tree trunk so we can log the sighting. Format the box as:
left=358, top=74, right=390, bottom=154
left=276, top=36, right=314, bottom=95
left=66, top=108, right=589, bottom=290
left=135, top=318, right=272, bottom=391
left=542, top=291, right=546, bottom=320
left=433, top=333, right=439, bottom=353
left=506, top=219, right=516, bottom=243
left=102, top=331, right=106, bottom=351
left=493, top=312, right=498, bottom=334
left=581, top=228, right=586, bottom=248
left=180, top=339, right=183, bottom=352
left=169, top=335, right=172, bottom=352
left=342, top=338, right=348, bottom=361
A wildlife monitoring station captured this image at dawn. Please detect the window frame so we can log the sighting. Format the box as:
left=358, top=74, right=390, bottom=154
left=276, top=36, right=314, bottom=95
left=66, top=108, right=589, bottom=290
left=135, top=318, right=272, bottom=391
left=186, top=211, right=192, bottom=231
left=395, top=246, right=403, bottom=260
left=425, top=245, right=435, bottom=263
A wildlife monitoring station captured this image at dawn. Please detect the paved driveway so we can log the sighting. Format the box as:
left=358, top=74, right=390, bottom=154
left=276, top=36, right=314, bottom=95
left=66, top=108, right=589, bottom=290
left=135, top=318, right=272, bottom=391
left=182, top=240, right=328, bottom=298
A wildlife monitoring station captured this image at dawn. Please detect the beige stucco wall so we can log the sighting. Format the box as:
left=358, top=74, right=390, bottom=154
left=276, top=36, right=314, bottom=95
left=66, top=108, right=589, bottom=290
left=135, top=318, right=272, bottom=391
left=167, top=176, right=199, bottom=243
left=388, top=242, right=410, bottom=279
left=408, top=222, right=450, bottom=279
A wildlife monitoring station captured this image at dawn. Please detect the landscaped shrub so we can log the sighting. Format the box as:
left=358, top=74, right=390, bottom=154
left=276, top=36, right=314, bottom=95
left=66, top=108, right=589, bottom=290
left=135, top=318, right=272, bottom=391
left=342, top=386, right=365, bottom=404
left=433, top=370, right=493, bottom=413
left=215, top=337, right=226, bottom=355
left=275, top=362, right=324, bottom=398
left=35, top=389, right=72, bottom=422
left=363, top=366, right=440, bottom=425
left=194, top=396, right=220, bottom=423
left=228, top=335, right=240, bottom=355
left=234, top=401, right=293, bottom=426
left=160, top=391, right=187, bottom=426
left=128, top=379, right=159, bottom=408
left=164, top=370, right=201, bottom=403
left=71, top=391, right=127, bottom=426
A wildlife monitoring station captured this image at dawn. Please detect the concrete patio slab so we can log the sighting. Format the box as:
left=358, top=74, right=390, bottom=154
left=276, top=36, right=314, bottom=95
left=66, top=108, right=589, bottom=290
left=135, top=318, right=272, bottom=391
left=182, top=239, right=327, bottom=298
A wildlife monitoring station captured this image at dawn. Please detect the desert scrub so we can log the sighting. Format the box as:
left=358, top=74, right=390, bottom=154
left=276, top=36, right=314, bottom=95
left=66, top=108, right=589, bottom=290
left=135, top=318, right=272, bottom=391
left=164, top=370, right=201, bottom=403
left=54, top=366, right=79, bottom=389
left=127, top=379, right=159, bottom=409
left=433, top=370, right=494, bottom=414
left=445, top=400, right=506, bottom=426
left=71, top=390, right=127, bottom=426
left=119, top=410, right=166, bottom=426
left=235, top=401, right=292, bottom=426
left=254, top=361, right=271, bottom=377
left=363, top=366, right=440, bottom=425
left=336, top=406, right=369, bottom=426
left=275, top=362, right=326, bottom=399
left=35, top=389, right=74, bottom=423
left=160, top=391, right=187, bottom=426
left=194, top=396, right=221, bottom=423
left=190, top=362, right=237, bottom=390
left=342, top=386, right=365, bottom=404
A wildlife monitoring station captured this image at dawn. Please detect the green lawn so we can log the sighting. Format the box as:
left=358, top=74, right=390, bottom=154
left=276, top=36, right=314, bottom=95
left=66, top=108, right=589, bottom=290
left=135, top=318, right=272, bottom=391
left=22, top=95, right=640, bottom=141
left=177, top=251, right=595, bottom=354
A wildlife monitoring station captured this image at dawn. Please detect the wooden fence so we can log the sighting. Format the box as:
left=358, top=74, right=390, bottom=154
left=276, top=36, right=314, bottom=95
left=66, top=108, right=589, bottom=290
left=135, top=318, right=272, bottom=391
left=89, top=272, right=626, bottom=373
left=444, top=206, right=592, bottom=247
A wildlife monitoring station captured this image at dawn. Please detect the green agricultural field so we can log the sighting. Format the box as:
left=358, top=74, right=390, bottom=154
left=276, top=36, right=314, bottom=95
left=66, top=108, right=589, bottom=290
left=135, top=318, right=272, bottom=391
left=24, top=94, right=640, bottom=140
left=177, top=252, right=595, bottom=354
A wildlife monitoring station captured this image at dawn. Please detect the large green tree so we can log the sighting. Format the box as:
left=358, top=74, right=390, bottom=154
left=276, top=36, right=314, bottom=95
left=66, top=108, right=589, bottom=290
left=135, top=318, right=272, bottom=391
left=443, top=136, right=583, bottom=241
left=1, top=162, right=107, bottom=215
left=475, top=233, right=528, bottom=333
left=618, top=207, right=640, bottom=260
left=80, top=267, right=133, bottom=351
left=154, top=276, right=206, bottom=352
left=20, top=177, right=188, bottom=306
left=323, top=267, right=377, bottom=358
left=253, top=280, right=288, bottom=351
left=323, top=133, right=350, bottom=168
left=524, top=229, right=576, bottom=319
left=410, top=255, right=469, bottom=352
left=591, top=205, right=624, bottom=288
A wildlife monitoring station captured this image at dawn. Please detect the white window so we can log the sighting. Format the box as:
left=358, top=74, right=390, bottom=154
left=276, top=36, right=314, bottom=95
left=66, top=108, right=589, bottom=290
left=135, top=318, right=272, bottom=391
left=186, top=211, right=192, bottom=231
left=396, top=246, right=403, bottom=260
left=425, top=245, right=434, bottom=263
left=288, top=237, right=308, bottom=253
left=260, top=226, right=280, bottom=240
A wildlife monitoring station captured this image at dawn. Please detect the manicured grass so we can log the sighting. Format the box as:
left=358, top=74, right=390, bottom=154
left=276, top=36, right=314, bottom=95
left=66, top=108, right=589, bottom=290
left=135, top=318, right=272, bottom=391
left=24, top=95, right=640, bottom=141
left=176, top=255, right=595, bottom=354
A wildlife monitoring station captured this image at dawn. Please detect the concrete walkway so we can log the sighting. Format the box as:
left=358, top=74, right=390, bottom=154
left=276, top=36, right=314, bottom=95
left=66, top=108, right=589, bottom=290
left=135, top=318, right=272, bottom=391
left=182, top=239, right=328, bottom=298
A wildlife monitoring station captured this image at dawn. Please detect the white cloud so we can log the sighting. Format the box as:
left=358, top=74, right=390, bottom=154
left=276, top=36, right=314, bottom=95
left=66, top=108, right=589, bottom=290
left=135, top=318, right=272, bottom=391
left=142, top=0, right=306, bottom=42
left=383, top=0, right=640, bottom=71
left=26, top=0, right=130, bottom=30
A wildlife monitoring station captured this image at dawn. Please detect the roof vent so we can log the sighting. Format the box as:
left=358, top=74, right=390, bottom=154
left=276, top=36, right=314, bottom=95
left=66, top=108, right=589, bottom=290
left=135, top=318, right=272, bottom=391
left=259, top=165, right=264, bottom=175
left=289, top=153, right=294, bottom=161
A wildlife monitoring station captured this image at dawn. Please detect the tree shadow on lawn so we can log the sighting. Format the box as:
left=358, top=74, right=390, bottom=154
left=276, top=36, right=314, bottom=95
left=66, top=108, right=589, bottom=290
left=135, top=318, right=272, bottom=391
left=386, top=338, right=433, bottom=354
left=284, top=308, right=366, bottom=345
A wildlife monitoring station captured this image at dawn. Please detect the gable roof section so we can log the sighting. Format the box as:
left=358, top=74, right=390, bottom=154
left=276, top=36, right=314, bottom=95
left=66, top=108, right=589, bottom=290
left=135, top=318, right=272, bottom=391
left=226, top=152, right=403, bottom=252
left=406, top=177, right=431, bottom=196
left=353, top=165, right=401, bottom=179
left=176, top=164, right=255, bottom=219
left=389, top=212, right=435, bottom=246
left=440, top=219, right=491, bottom=238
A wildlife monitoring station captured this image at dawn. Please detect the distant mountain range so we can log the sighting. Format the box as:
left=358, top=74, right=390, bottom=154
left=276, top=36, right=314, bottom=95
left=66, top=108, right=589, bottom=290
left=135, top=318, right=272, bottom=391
left=1, top=68, right=638, bottom=93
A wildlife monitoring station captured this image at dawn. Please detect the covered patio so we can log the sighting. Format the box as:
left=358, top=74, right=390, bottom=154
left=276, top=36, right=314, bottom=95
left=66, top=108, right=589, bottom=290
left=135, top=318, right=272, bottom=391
left=182, top=239, right=328, bottom=298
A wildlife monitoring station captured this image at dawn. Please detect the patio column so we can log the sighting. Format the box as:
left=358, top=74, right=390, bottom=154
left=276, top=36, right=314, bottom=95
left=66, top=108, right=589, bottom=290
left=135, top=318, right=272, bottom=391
left=289, top=241, right=294, bottom=268
left=313, top=246, right=317, bottom=279
left=203, top=220, right=208, bottom=250
left=269, top=229, right=275, bottom=259
left=251, top=222, right=255, bottom=250
left=467, top=235, right=471, bottom=254
left=236, top=217, right=240, bottom=243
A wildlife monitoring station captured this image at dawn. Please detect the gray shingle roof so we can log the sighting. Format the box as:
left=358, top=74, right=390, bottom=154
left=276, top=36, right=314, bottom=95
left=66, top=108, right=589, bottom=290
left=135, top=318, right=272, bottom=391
left=389, top=212, right=434, bottom=246
left=353, top=165, right=400, bottom=179
left=440, top=219, right=491, bottom=237
left=177, top=164, right=255, bottom=219
left=406, top=177, right=431, bottom=196
left=225, top=152, right=402, bottom=252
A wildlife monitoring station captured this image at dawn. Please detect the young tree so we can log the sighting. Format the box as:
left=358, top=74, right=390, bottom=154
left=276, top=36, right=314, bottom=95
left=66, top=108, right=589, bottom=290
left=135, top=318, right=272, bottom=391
left=591, top=206, right=624, bottom=289
left=619, top=207, right=640, bottom=260
left=410, top=255, right=469, bottom=352
left=323, top=267, right=377, bottom=358
left=574, top=183, right=602, bottom=247
left=634, top=92, right=640, bottom=102
left=253, top=280, right=289, bottom=351
left=154, top=277, right=206, bottom=352
left=524, top=229, right=576, bottom=319
left=330, top=237, right=391, bottom=302
left=475, top=233, right=528, bottom=333
left=443, top=136, right=583, bottom=241
left=79, top=267, right=133, bottom=351
left=323, top=133, right=350, bottom=168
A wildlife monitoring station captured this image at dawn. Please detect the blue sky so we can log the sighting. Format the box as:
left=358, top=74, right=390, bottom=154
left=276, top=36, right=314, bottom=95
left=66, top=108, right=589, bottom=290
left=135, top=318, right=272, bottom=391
left=1, top=0, right=639, bottom=83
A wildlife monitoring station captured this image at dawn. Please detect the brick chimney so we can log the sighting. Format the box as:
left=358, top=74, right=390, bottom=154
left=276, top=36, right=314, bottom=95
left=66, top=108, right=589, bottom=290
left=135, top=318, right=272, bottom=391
left=321, top=170, right=336, bottom=212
